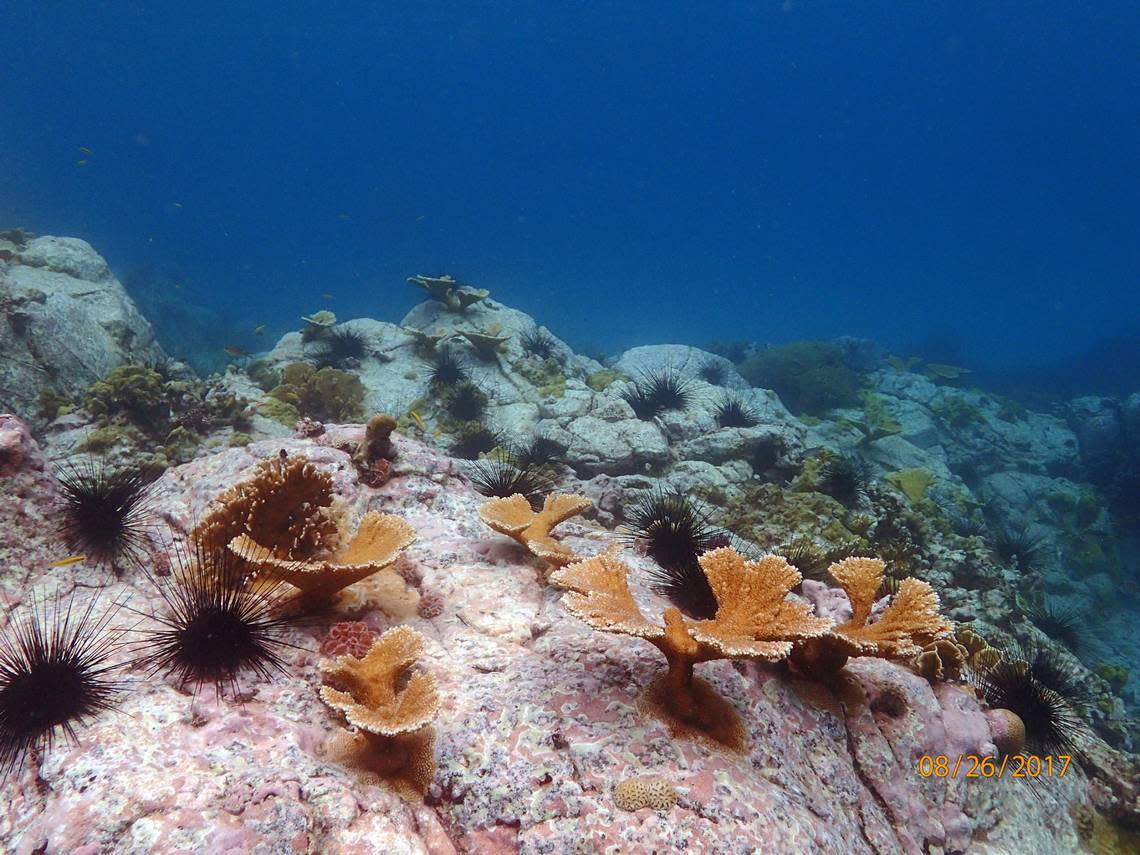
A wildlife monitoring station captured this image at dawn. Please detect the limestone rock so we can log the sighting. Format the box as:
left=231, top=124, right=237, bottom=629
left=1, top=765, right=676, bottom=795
left=0, top=237, right=163, bottom=426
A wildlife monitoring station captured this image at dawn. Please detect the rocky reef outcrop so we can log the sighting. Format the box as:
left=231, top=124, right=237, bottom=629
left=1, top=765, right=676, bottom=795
left=0, top=419, right=1122, bottom=854
left=0, top=235, right=163, bottom=427
left=4, top=235, right=1140, bottom=853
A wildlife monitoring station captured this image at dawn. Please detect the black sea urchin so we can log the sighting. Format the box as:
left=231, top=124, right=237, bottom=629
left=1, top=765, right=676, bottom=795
left=135, top=543, right=296, bottom=697
left=623, top=489, right=719, bottom=619
left=443, top=381, right=489, bottom=421
left=0, top=593, right=125, bottom=775
left=991, top=523, right=1045, bottom=575
left=620, top=366, right=696, bottom=420
left=465, top=453, right=555, bottom=509
left=449, top=423, right=503, bottom=460
left=427, top=348, right=467, bottom=388
left=714, top=393, right=760, bottom=428
left=520, top=327, right=558, bottom=360
left=816, top=453, right=873, bottom=507
left=55, top=457, right=157, bottom=571
left=512, top=435, right=566, bottom=472
left=974, top=647, right=1088, bottom=757
left=698, top=358, right=729, bottom=386
left=1024, top=598, right=1083, bottom=652
left=313, top=327, right=370, bottom=368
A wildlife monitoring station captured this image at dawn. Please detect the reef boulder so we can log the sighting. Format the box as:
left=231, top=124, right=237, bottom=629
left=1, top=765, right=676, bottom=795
left=0, top=235, right=163, bottom=426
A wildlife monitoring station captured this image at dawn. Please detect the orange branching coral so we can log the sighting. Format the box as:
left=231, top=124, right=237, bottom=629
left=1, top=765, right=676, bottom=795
left=232, top=511, right=416, bottom=599
left=193, top=454, right=339, bottom=560
left=319, top=626, right=439, bottom=798
left=552, top=546, right=832, bottom=749
left=791, top=556, right=954, bottom=678
left=479, top=492, right=592, bottom=568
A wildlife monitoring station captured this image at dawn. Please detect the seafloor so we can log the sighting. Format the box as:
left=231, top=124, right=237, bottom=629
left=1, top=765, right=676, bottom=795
left=1, top=233, right=1139, bottom=854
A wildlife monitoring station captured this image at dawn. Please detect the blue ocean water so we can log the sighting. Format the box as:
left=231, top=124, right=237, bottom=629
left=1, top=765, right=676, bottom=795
left=2, top=1, right=1138, bottom=390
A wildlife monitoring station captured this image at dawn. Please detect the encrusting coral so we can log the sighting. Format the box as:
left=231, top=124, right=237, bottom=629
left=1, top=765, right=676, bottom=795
left=319, top=625, right=439, bottom=798
left=789, top=556, right=954, bottom=678
left=551, top=546, right=832, bottom=750
left=479, top=492, right=592, bottom=568
left=612, top=777, right=679, bottom=812
left=957, top=626, right=1003, bottom=672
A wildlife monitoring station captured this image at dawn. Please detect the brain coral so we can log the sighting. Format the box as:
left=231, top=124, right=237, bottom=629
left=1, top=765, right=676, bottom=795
left=613, top=777, right=679, bottom=812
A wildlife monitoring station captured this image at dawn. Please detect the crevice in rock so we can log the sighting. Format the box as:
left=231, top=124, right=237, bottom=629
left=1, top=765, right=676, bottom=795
left=841, top=701, right=902, bottom=855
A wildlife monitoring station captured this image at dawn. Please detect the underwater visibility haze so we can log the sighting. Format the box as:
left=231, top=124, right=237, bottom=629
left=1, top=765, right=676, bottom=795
left=2, top=3, right=1140, bottom=853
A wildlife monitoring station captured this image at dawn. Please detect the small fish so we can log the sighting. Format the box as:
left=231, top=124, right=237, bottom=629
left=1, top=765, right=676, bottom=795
left=78, top=146, right=93, bottom=155
left=409, top=410, right=426, bottom=432
left=172, top=202, right=183, bottom=209
left=253, top=324, right=266, bottom=336
left=432, top=429, right=442, bottom=438
left=415, top=215, right=426, bottom=222
left=224, top=345, right=250, bottom=358
left=77, top=159, right=88, bottom=166
left=321, top=293, right=334, bottom=301
left=48, top=554, right=86, bottom=568
left=336, top=212, right=351, bottom=221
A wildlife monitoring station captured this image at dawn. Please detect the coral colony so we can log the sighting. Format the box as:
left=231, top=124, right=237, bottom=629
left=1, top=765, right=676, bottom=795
left=0, top=235, right=1138, bottom=853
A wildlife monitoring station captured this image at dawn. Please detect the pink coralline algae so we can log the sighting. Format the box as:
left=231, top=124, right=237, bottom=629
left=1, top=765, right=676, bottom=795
left=320, top=621, right=378, bottom=659
left=416, top=590, right=444, bottom=619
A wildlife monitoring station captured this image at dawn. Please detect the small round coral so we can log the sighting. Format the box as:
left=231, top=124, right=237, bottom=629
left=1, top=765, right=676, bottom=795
left=984, top=708, right=1027, bottom=755
left=613, top=776, right=678, bottom=812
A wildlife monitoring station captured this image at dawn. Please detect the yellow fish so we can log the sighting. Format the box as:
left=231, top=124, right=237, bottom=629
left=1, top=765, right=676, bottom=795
left=48, top=554, right=86, bottom=568
left=77, top=159, right=88, bottom=166
left=78, top=146, right=93, bottom=155
left=254, top=324, right=266, bottom=336
left=409, top=410, right=426, bottom=432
